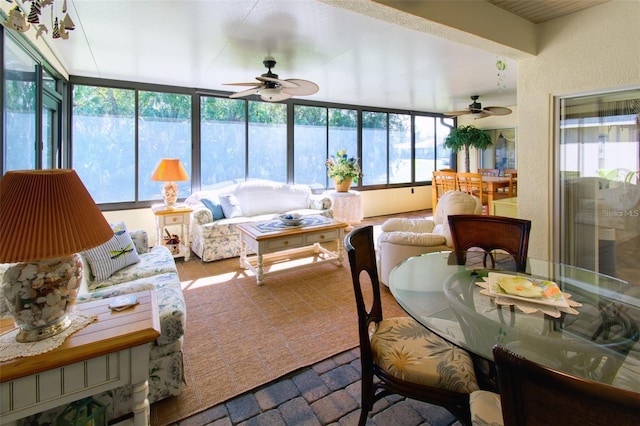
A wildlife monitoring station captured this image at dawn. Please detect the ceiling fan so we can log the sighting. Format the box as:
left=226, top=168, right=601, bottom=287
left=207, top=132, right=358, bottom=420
left=444, top=95, right=512, bottom=119
left=224, top=57, right=319, bottom=102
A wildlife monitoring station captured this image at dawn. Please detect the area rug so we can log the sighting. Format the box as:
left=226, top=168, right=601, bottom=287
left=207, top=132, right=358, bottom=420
left=149, top=250, right=405, bottom=425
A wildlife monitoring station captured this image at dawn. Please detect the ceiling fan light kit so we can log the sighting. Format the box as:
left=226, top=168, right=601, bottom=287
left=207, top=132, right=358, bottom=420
left=445, top=95, right=512, bottom=119
left=225, top=58, right=319, bottom=102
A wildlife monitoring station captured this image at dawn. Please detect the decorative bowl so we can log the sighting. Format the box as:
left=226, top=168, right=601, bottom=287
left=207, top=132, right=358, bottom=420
left=278, top=213, right=303, bottom=226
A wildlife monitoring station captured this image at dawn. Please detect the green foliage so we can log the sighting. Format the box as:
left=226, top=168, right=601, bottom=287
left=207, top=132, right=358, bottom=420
left=326, top=149, right=361, bottom=183
left=443, top=125, right=492, bottom=172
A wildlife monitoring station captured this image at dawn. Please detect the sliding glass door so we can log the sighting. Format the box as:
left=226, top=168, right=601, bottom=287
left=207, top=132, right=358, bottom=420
left=555, top=88, right=640, bottom=285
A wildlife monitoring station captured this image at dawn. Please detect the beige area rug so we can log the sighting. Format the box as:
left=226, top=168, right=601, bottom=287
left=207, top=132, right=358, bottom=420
left=149, top=245, right=406, bottom=426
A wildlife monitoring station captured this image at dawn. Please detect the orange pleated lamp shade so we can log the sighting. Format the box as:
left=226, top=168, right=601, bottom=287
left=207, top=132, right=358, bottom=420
left=151, top=159, right=189, bottom=182
left=0, top=169, right=114, bottom=263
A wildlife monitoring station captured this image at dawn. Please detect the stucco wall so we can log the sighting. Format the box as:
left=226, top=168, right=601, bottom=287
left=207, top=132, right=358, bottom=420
left=518, top=0, right=640, bottom=260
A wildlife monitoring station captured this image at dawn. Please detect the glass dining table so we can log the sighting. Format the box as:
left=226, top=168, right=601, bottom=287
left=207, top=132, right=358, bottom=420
left=388, top=251, right=640, bottom=392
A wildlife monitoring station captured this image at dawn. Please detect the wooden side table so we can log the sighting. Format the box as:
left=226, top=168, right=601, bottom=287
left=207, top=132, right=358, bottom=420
left=0, top=291, right=160, bottom=426
left=151, top=203, right=192, bottom=261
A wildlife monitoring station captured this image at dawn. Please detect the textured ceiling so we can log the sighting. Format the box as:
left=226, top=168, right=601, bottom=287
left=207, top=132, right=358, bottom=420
left=487, top=0, right=610, bottom=24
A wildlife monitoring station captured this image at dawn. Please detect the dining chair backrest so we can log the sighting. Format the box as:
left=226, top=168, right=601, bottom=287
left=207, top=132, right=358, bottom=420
left=432, top=170, right=458, bottom=210
left=344, top=225, right=383, bottom=358
left=478, top=168, right=499, bottom=176
left=502, top=169, right=517, bottom=196
left=456, top=173, right=485, bottom=211
left=493, top=345, right=640, bottom=426
left=447, top=214, right=531, bottom=272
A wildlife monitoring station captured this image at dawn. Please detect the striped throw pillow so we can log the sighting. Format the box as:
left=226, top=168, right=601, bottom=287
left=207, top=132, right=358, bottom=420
left=83, top=222, right=141, bottom=282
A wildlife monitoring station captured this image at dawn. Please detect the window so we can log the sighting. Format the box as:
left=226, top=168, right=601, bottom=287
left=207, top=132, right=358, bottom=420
left=3, top=36, right=37, bottom=171
left=389, top=113, right=411, bottom=184
left=138, top=91, right=192, bottom=201
left=362, top=111, right=388, bottom=185
left=248, top=101, right=287, bottom=181
left=200, top=96, right=246, bottom=188
left=294, top=105, right=327, bottom=187
left=72, top=85, right=136, bottom=203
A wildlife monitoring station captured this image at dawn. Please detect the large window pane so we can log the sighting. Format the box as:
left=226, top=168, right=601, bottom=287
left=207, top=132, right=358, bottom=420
left=4, top=37, right=36, bottom=171
left=435, top=117, right=454, bottom=170
left=201, top=97, right=246, bottom=188
left=362, top=111, right=387, bottom=185
left=415, top=116, right=435, bottom=180
left=294, top=105, right=327, bottom=187
left=328, top=108, right=358, bottom=186
left=248, top=101, right=286, bottom=181
left=138, top=91, right=192, bottom=202
left=556, top=88, right=640, bottom=285
left=72, top=86, right=135, bottom=203
left=389, top=113, right=411, bottom=184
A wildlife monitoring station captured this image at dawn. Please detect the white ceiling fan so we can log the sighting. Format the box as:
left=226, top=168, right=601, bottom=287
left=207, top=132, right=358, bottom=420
left=445, top=95, right=512, bottom=119
left=224, top=57, right=319, bottom=102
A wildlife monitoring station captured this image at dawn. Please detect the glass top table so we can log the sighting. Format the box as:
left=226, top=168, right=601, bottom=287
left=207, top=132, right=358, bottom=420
left=388, top=251, right=640, bottom=392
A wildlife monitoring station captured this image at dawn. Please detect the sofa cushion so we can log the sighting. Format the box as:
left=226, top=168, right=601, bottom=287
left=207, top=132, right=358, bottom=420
left=233, top=180, right=311, bottom=217
left=84, top=246, right=178, bottom=292
left=219, top=194, right=243, bottom=218
left=201, top=196, right=225, bottom=220
left=83, top=222, right=141, bottom=282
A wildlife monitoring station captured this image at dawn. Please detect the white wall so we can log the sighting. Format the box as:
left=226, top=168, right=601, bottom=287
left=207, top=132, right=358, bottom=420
left=518, top=0, right=640, bottom=260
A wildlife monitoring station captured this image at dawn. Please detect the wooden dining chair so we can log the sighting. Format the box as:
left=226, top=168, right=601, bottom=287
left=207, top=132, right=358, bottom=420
left=345, top=225, right=479, bottom=426
left=447, top=214, right=532, bottom=272
left=456, top=172, right=487, bottom=213
left=478, top=168, right=499, bottom=176
left=432, top=170, right=458, bottom=211
left=490, top=345, right=640, bottom=425
left=502, top=168, right=517, bottom=196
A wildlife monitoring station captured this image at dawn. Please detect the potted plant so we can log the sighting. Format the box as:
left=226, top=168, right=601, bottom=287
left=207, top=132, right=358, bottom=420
left=443, top=125, right=493, bottom=172
left=326, top=149, right=361, bottom=191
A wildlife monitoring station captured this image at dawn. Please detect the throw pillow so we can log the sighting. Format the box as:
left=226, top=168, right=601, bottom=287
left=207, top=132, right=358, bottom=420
left=219, top=194, right=243, bottom=218
left=83, top=221, right=141, bottom=282
left=201, top=196, right=225, bottom=220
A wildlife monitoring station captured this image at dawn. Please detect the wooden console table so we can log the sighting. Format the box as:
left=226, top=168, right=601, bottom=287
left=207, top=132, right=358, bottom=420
left=0, top=291, right=160, bottom=426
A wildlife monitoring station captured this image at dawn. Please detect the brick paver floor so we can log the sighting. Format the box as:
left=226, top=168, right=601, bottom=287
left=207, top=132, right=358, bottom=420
left=173, top=348, right=463, bottom=426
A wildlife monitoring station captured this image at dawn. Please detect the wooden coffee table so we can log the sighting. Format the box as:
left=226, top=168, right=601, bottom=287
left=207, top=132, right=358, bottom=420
left=0, top=290, right=160, bottom=426
left=237, top=217, right=348, bottom=285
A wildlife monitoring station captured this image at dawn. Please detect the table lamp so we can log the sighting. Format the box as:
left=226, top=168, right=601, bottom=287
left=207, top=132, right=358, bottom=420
left=151, top=158, right=189, bottom=207
left=0, top=169, right=113, bottom=342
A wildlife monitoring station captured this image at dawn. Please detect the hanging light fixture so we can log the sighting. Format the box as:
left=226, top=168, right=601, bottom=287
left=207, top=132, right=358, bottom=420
left=2, top=0, right=75, bottom=40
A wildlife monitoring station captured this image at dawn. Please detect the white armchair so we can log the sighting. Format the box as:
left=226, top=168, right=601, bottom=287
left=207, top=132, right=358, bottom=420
left=377, top=191, right=482, bottom=286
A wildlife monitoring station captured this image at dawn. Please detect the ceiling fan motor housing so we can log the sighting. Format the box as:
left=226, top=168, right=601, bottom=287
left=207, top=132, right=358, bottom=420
left=469, top=95, right=482, bottom=112
left=262, top=59, right=279, bottom=88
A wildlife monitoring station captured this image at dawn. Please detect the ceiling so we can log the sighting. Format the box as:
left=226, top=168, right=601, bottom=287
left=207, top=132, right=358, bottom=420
left=8, top=0, right=608, bottom=114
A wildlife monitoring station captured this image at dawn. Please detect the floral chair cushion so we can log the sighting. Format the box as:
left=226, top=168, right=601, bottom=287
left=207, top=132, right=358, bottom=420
left=370, top=316, right=479, bottom=393
left=470, top=390, right=504, bottom=426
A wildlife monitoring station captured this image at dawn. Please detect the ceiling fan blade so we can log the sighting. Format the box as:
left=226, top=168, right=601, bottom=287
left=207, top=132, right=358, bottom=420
left=229, top=86, right=262, bottom=98
left=260, top=90, right=293, bottom=102
left=484, top=106, right=512, bottom=116
left=444, top=110, right=472, bottom=117
left=256, top=76, right=300, bottom=89
left=281, top=79, right=319, bottom=96
left=224, top=81, right=262, bottom=87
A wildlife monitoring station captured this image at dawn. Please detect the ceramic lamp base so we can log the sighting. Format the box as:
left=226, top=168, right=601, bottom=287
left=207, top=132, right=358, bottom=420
left=162, top=181, right=178, bottom=207
left=1, top=254, right=83, bottom=342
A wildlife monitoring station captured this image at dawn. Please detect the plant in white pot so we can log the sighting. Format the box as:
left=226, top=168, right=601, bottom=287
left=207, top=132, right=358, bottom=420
left=443, top=125, right=493, bottom=172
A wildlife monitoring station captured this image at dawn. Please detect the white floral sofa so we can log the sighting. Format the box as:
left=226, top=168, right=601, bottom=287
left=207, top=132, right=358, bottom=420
left=186, top=179, right=333, bottom=262
left=1, top=228, right=186, bottom=424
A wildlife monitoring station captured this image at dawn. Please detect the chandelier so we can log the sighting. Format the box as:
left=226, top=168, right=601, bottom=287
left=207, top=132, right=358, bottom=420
left=2, top=0, right=75, bottom=40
